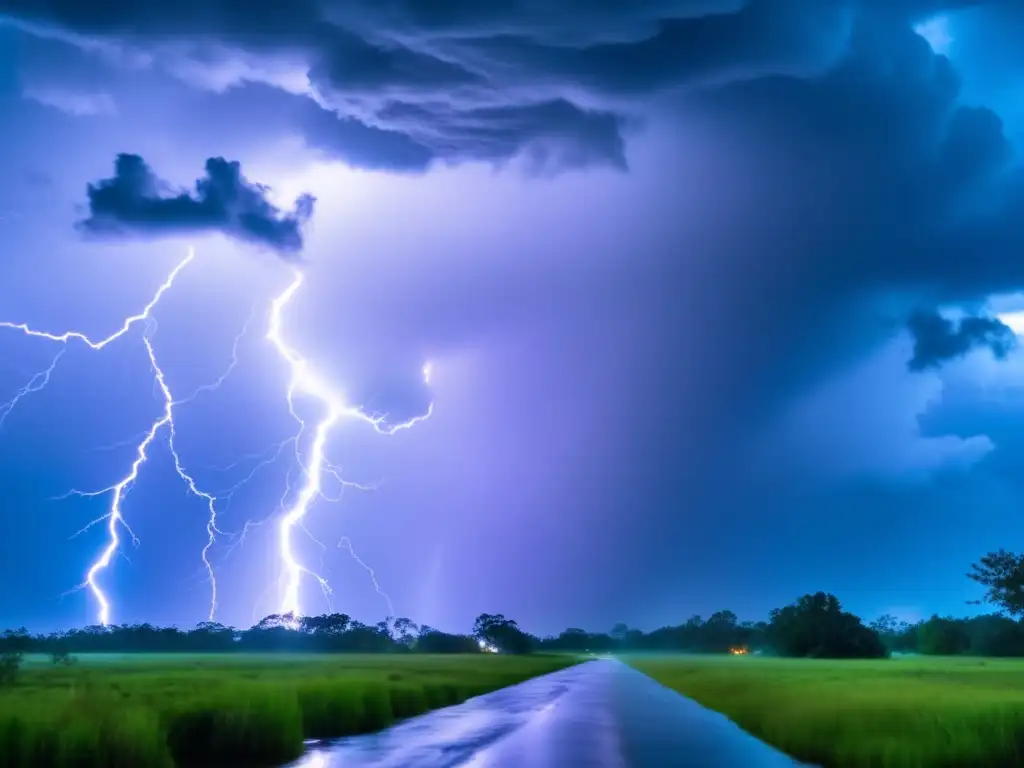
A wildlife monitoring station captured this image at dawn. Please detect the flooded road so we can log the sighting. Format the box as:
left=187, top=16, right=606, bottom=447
left=287, top=659, right=812, bottom=768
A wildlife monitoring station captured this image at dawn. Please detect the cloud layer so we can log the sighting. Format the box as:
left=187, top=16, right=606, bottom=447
left=8, top=0, right=1024, bottom=476
left=0, top=0, right=980, bottom=173
left=79, top=154, right=315, bottom=256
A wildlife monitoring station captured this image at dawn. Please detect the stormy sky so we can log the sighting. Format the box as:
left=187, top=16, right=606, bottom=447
left=1, top=0, right=1024, bottom=634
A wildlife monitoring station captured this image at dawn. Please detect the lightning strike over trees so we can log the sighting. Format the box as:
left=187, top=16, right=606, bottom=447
left=0, top=248, right=432, bottom=626
left=266, top=268, right=432, bottom=619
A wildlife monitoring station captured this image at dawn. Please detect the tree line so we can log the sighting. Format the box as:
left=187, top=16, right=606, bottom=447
left=0, top=614, right=481, bottom=656
left=3, top=548, right=1024, bottom=659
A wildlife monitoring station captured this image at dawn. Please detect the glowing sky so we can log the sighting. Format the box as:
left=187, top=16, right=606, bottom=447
left=2, top=1, right=1024, bottom=635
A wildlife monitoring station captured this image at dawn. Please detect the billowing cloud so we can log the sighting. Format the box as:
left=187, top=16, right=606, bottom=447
left=295, top=96, right=627, bottom=173
left=8, top=0, right=1024, bottom=478
left=79, top=154, right=315, bottom=256
left=6, top=0, right=1024, bottom=631
left=907, top=310, right=1016, bottom=371
left=0, top=0, right=970, bottom=173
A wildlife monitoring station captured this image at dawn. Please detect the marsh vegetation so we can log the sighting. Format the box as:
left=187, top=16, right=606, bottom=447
left=630, top=654, right=1024, bottom=767
left=0, top=652, right=576, bottom=767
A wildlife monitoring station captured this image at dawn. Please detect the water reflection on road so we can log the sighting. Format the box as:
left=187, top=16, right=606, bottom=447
left=287, top=659, right=811, bottom=768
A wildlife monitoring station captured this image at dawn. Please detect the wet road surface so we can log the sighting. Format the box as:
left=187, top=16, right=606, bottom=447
left=287, top=659, right=813, bottom=768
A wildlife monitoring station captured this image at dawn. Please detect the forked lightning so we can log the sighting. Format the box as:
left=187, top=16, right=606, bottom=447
left=0, top=249, right=432, bottom=625
left=267, top=268, right=432, bottom=619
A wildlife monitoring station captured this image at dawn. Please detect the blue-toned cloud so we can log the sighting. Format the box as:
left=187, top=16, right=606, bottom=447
left=0, top=0, right=974, bottom=173
left=21, top=86, right=116, bottom=116
left=763, top=336, right=995, bottom=482
left=8, top=0, right=1024, bottom=474
left=79, top=154, right=315, bottom=257
left=907, top=310, right=1016, bottom=371
left=5, top=0, right=1024, bottom=633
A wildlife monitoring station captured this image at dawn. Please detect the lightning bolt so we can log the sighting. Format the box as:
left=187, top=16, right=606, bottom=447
left=267, top=268, right=432, bottom=619
left=0, top=252, right=193, bottom=351
left=71, top=325, right=178, bottom=628
left=338, top=536, right=395, bottom=618
left=0, top=348, right=66, bottom=430
left=0, top=247, right=429, bottom=627
left=0, top=248, right=241, bottom=626
left=0, top=251, right=196, bottom=436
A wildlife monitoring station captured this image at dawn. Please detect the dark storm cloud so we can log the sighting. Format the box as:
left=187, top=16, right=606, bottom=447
left=0, top=0, right=986, bottom=172
left=8, top=1, right=1024, bottom=440
left=295, top=100, right=434, bottom=172
left=297, top=97, right=628, bottom=173
left=547, top=7, right=1023, bottom=454
left=79, top=154, right=315, bottom=256
left=906, top=310, right=1016, bottom=371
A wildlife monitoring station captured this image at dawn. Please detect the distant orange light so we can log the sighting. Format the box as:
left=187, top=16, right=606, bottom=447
left=729, top=647, right=748, bottom=655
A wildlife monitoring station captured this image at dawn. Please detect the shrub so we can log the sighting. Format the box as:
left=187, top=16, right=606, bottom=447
left=51, top=649, right=76, bottom=667
left=0, top=652, right=22, bottom=686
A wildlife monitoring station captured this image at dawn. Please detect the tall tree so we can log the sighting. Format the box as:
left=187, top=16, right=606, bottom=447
left=392, top=617, right=419, bottom=649
left=473, top=613, right=534, bottom=654
left=767, top=592, right=887, bottom=658
left=968, top=550, right=1024, bottom=616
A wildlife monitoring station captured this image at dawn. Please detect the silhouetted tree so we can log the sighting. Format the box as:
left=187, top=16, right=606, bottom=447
left=701, top=611, right=741, bottom=653
left=963, top=614, right=1024, bottom=656
left=0, top=629, right=30, bottom=654
left=547, top=628, right=590, bottom=652
left=0, top=629, right=28, bottom=686
left=18, top=560, right=1024, bottom=659
left=610, top=623, right=629, bottom=645
left=473, top=614, right=534, bottom=654
left=869, top=614, right=918, bottom=653
left=0, top=652, right=21, bottom=686
left=392, top=617, right=419, bottom=649
left=917, top=616, right=971, bottom=655
left=968, top=550, right=1024, bottom=616
left=415, top=626, right=479, bottom=653
left=766, top=592, right=887, bottom=658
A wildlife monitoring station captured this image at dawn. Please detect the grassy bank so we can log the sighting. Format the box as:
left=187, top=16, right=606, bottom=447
left=627, top=654, right=1024, bottom=767
left=0, top=653, right=578, bottom=767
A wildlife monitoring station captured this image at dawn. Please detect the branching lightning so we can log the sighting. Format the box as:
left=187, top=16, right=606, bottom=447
left=0, top=248, right=238, bottom=626
left=70, top=326, right=178, bottom=627
left=0, top=248, right=432, bottom=627
left=267, top=268, right=432, bottom=619
left=0, top=349, right=66, bottom=429
left=338, top=536, right=395, bottom=618
left=0, top=252, right=193, bottom=351
left=0, top=251, right=196, bottom=460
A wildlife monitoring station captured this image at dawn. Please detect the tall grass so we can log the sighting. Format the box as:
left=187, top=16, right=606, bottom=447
left=0, top=653, right=576, bottom=767
left=628, top=654, right=1024, bottom=767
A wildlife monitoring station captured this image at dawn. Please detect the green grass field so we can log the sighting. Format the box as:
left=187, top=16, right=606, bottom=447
left=0, top=653, right=577, bottom=767
left=627, top=654, right=1024, bottom=767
